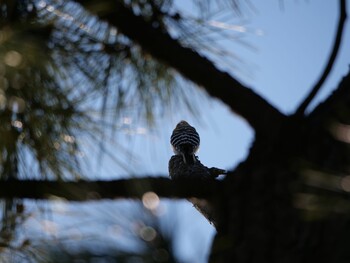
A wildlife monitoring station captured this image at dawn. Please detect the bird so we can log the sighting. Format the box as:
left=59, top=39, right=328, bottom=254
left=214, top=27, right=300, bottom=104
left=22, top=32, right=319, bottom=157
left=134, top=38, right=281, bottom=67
left=168, top=155, right=225, bottom=181
left=170, top=120, right=200, bottom=165
left=168, top=155, right=226, bottom=228
left=169, top=121, right=227, bottom=228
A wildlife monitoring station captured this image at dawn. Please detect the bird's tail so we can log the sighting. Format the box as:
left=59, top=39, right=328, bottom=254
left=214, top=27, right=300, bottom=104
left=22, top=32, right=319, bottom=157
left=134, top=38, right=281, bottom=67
left=181, top=152, right=196, bottom=165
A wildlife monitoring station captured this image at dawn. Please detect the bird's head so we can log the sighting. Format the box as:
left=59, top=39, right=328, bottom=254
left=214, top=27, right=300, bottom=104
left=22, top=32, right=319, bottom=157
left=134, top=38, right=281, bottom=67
left=176, top=120, right=190, bottom=128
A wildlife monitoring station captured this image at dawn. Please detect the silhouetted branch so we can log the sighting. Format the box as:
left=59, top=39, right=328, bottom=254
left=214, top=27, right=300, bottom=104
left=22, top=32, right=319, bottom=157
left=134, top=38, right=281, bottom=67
left=309, top=68, right=350, bottom=121
left=300, top=70, right=350, bottom=172
left=0, top=177, right=222, bottom=201
left=75, top=0, right=285, bottom=135
left=295, top=0, right=347, bottom=116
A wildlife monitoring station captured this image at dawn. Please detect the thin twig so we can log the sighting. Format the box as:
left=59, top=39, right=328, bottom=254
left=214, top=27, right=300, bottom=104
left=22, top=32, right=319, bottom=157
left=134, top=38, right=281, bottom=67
left=295, top=0, right=347, bottom=116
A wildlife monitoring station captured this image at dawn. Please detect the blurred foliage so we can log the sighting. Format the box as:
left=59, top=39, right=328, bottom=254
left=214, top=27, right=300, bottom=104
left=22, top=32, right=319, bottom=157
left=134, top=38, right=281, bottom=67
left=0, top=0, right=178, bottom=179
left=1, top=2, right=86, bottom=179
left=0, top=201, right=181, bottom=263
left=0, top=0, right=248, bottom=262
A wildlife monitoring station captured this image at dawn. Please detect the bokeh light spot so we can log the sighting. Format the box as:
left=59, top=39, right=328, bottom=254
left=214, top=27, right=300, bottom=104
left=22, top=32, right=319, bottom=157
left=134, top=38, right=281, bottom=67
left=46, top=5, right=55, bottom=12
left=122, top=117, right=132, bottom=125
left=139, top=226, right=156, bottom=242
left=62, top=134, right=75, bottom=143
left=11, top=120, right=23, bottom=129
left=54, top=142, right=61, bottom=150
left=4, top=51, right=22, bottom=67
left=142, top=191, right=160, bottom=210
left=37, top=0, right=46, bottom=8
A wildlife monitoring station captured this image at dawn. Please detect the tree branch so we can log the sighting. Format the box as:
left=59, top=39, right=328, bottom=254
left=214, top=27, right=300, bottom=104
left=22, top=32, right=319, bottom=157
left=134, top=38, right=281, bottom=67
left=308, top=69, right=350, bottom=123
left=0, top=177, right=222, bottom=201
left=75, top=0, right=285, bottom=135
left=295, top=0, right=347, bottom=116
left=300, top=70, right=350, bottom=172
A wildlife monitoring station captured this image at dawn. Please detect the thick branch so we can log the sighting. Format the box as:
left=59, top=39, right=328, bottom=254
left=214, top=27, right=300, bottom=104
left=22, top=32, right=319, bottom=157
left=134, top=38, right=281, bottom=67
left=296, top=0, right=347, bottom=116
left=300, top=70, right=350, bottom=172
left=75, top=0, right=285, bottom=135
left=308, top=70, right=350, bottom=122
left=0, top=177, right=222, bottom=201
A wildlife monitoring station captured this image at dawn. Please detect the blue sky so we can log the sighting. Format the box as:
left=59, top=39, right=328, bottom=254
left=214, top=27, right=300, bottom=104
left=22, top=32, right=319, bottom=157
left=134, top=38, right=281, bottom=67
left=28, top=1, right=350, bottom=263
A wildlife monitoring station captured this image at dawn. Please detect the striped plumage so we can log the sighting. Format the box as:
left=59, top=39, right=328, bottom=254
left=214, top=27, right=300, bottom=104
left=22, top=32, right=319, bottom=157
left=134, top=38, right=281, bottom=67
left=170, top=120, right=200, bottom=164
